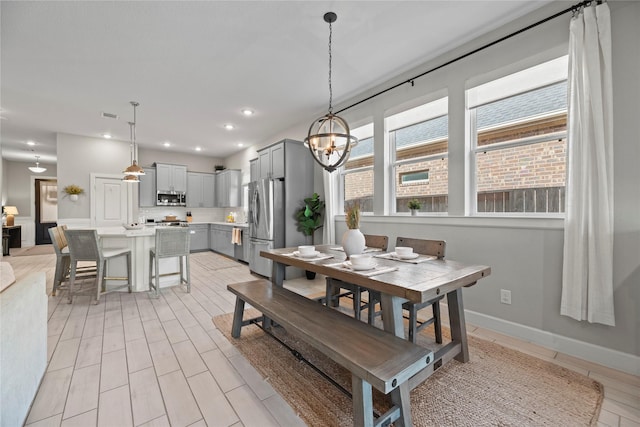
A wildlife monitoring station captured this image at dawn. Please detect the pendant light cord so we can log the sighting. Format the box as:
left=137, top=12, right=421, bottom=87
left=328, top=20, right=333, bottom=114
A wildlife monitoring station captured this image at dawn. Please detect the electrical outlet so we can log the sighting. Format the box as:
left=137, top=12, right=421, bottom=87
left=500, top=289, right=512, bottom=305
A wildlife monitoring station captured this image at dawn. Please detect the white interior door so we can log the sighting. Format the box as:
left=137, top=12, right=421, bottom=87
left=92, top=175, right=129, bottom=227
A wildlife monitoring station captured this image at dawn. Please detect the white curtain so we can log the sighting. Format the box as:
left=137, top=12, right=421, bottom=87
left=561, top=2, right=615, bottom=326
left=322, top=169, right=337, bottom=245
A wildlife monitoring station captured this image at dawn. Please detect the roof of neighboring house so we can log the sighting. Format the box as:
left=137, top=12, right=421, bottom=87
left=349, top=81, right=567, bottom=159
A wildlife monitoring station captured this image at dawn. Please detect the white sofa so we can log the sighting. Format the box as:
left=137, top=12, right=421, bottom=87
left=0, top=263, right=47, bottom=427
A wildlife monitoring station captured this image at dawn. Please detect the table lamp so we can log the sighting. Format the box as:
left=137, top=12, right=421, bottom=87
left=4, top=206, right=18, bottom=226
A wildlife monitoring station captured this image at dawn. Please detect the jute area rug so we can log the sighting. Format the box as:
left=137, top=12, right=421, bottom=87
left=214, top=310, right=603, bottom=427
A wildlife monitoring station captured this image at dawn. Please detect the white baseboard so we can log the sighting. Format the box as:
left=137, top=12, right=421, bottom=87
left=464, top=309, right=640, bottom=376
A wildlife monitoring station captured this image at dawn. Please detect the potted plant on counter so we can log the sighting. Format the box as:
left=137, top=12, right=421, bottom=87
left=408, top=198, right=421, bottom=216
left=295, top=193, right=325, bottom=279
left=63, top=184, right=84, bottom=202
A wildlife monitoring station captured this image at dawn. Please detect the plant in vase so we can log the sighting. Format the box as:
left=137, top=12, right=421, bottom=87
left=295, top=193, right=325, bottom=279
left=408, top=198, right=421, bottom=216
left=342, top=202, right=365, bottom=259
left=63, top=184, right=84, bottom=202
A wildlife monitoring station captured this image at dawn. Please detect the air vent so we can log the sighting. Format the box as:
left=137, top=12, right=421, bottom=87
left=101, top=112, right=119, bottom=119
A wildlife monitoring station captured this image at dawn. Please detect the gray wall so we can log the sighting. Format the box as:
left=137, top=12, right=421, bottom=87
left=329, top=1, right=639, bottom=359
left=138, top=148, right=222, bottom=174
left=57, top=133, right=131, bottom=219
left=2, top=159, right=58, bottom=217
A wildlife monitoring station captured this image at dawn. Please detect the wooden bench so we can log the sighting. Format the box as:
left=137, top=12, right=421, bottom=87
left=228, top=279, right=434, bottom=427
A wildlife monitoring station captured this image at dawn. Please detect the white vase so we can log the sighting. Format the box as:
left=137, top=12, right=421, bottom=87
left=69, top=194, right=78, bottom=202
left=342, top=228, right=365, bottom=259
left=411, top=209, right=418, bottom=216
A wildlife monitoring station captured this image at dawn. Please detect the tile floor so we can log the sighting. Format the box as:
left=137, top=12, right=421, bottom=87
left=5, top=250, right=639, bottom=427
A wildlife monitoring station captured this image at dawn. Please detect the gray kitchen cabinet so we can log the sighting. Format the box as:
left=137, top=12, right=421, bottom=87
left=156, top=163, right=187, bottom=193
left=209, top=225, right=233, bottom=257
left=215, top=169, right=241, bottom=207
left=138, top=167, right=156, bottom=207
left=188, top=224, right=209, bottom=252
left=249, top=158, right=258, bottom=183
left=187, top=172, right=215, bottom=208
left=256, top=140, right=288, bottom=179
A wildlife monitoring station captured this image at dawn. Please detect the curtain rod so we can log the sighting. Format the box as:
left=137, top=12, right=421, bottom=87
left=336, top=0, right=596, bottom=115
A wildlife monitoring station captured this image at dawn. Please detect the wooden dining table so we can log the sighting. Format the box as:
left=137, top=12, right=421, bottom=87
left=260, top=245, right=491, bottom=389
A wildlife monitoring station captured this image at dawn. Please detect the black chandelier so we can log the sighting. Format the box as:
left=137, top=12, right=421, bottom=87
left=304, top=12, right=358, bottom=173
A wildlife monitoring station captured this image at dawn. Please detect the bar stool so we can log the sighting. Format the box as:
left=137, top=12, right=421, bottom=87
left=149, top=227, right=191, bottom=298
left=64, top=229, right=131, bottom=304
left=49, top=226, right=96, bottom=296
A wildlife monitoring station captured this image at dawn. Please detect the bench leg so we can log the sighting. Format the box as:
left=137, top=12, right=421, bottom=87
left=390, top=382, right=412, bottom=427
left=352, top=375, right=374, bottom=427
left=231, top=298, right=246, bottom=338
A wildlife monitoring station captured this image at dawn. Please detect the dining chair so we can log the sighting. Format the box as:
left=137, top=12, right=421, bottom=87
left=64, top=229, right=132, bottom=304
left=325, top=234, right=388, bottom=322
left=149, top=227, right=191, bottom=298
left=369, top=237, right=446, bottom=343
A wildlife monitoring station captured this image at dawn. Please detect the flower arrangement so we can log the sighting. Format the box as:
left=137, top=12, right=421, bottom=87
left=408, top=199, right=421, bottom=210
left=63, top=184, right=84, bottom=195
left=345, top=202, right=361, bottom=229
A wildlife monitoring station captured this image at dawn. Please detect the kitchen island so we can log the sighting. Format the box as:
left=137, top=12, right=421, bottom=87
left=96, top=226, right=182, bottom=292
left=95, top=222, right=248, bottom=292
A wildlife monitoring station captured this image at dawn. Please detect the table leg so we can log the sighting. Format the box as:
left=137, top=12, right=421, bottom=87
left=271, top=261, right=285, bottom=287
left=380, top=294, right=406, bottom=339
left=447, top=288, right=469, bottom=362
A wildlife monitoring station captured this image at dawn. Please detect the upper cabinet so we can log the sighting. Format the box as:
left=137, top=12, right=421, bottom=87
left=187, top=172, right=215, bottom=208
left=249, top=158, right=258, bottom=183
left=257, top=142, right=285, bottom=179
left=156, top=163, right=187, bottom=193
left=256, top=139, right=306, bottom=181
left=139, top=167, right=156, bottom=207
left=215, top=169, right=242, bottom=207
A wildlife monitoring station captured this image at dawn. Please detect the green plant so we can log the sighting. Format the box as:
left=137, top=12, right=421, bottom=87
left=295, top=193, right=325, bottom=243
left=408, top=199, right=421, bottom=210
left=63, top=184, right=84, bottom=195
left=345, top=202, right=360, bottom=229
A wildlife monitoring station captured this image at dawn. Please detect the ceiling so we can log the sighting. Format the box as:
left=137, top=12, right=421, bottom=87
left=1, top=1, right=552, bottom=164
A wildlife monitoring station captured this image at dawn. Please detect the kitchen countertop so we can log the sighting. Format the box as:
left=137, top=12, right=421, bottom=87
left=192, top=222, right=248, bottom=228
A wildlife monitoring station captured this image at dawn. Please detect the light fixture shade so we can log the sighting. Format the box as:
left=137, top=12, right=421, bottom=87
left=28, top=156, right=47, bottom=173
left=122, top=174, right=140, bottom=183
left=305, top=112, right=358, bottom=172
left=123, top=102, right=145, bottom=177
left=3, top=206, right=18, bottom=215
left=122, top=160, right=144, bottom=175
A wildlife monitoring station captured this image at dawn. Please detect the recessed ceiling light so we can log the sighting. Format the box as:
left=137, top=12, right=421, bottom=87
left=26, top=140, right=36, bottom=146
left=224, top=124, right=235, bottom=130
left=195, top=147, right=202, bottom=152
left=241, top=109, right=254, bottom=116
left=237, top=143, right=244, bottom=147
left=163, top=142, right=171, bottom=147
left=103, top=134, right=112, bottom=139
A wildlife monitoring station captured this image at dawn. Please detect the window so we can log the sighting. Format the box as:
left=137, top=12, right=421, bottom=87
left=387, top=97, right=448, bottom=214
left=400, top=170, right=429, bottom=185
left=469, top=57, right=568, bottom=215
left=341, top=123, right=374, bottom=212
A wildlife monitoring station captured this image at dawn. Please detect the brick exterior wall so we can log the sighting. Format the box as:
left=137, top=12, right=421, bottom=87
left=343, top=112, right=567, bottom=213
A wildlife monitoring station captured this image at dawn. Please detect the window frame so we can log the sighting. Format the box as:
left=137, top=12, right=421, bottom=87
left=469, top=104, right=568, bottom=217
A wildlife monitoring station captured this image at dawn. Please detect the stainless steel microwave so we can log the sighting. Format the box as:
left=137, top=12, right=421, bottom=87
left=156, top=192, right=186, bottom=206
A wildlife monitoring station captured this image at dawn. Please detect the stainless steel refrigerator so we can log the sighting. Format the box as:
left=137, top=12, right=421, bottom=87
left=248, top=178, right=285, bottom=277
